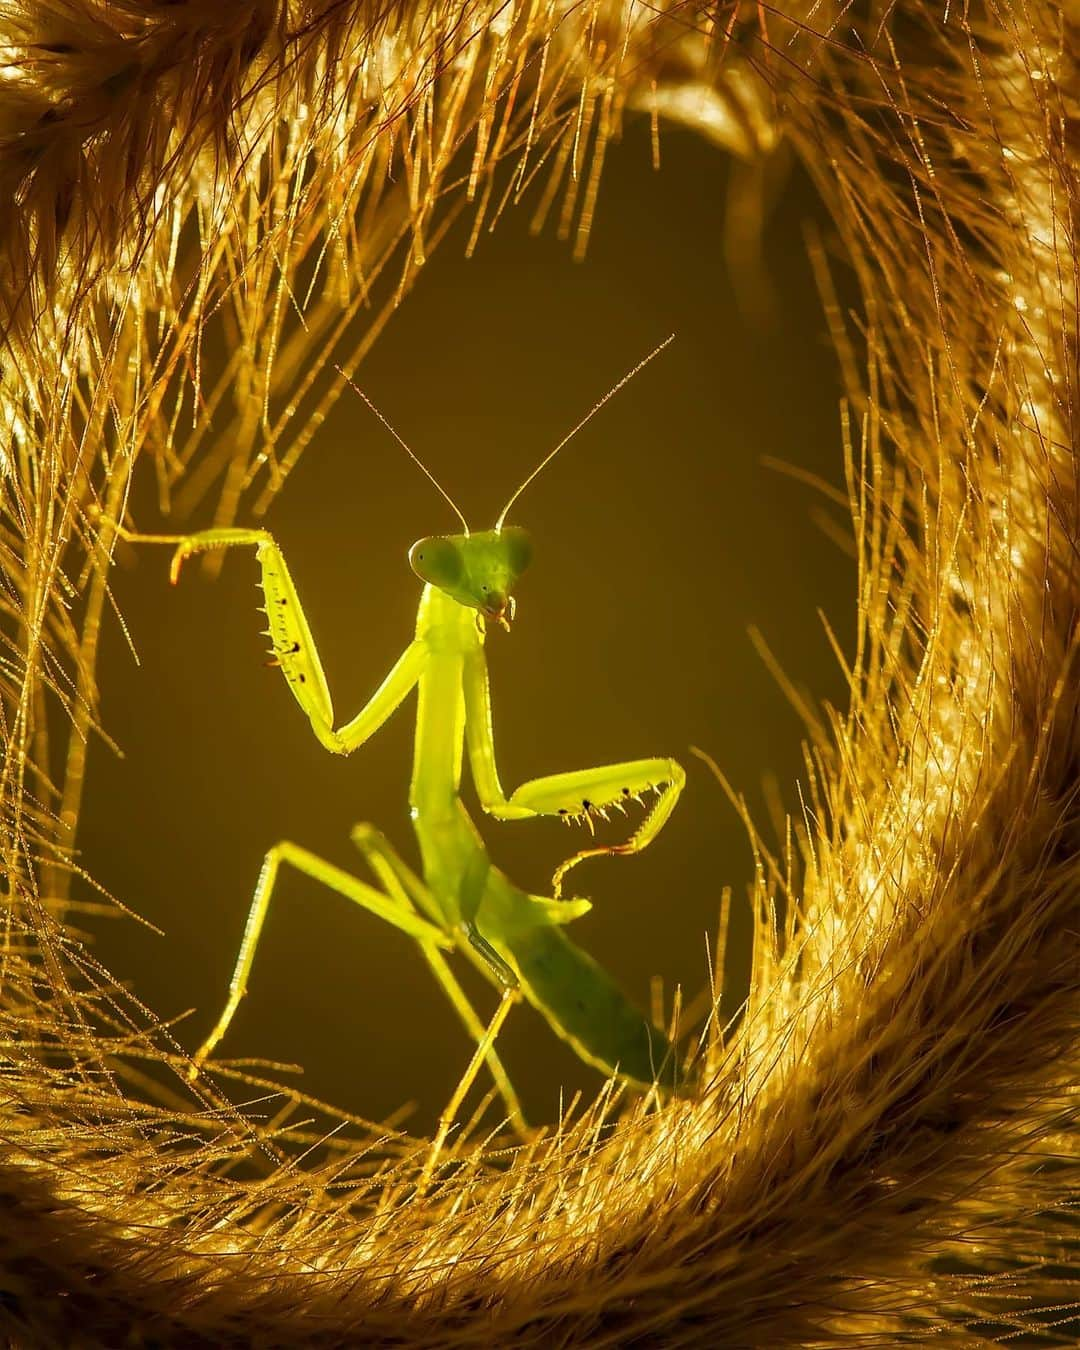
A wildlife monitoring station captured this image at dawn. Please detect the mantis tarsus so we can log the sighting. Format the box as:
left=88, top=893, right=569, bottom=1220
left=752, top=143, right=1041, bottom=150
left=124, top=337, right=686, bottom=1167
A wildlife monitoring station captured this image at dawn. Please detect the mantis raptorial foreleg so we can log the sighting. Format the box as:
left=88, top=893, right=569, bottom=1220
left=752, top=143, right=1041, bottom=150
left=513, top=760, right=686, bottom=897
left=350, top=824, right=526, bottom=1134
left=121, top=528, right=427, bottom=755
left=463, top=647, right=685, bottom=896
left=189, top=840, right=451, bottom=1077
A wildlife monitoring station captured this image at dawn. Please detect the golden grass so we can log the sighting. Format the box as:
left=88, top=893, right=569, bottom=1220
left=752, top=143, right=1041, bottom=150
left=0, top=0, right=1076, bottom=1344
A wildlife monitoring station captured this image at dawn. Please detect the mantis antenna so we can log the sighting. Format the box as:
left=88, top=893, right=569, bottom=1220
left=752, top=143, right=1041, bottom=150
left=494, top=333, right=675, bottom=531
left=335, top=365, right=471, bottom=535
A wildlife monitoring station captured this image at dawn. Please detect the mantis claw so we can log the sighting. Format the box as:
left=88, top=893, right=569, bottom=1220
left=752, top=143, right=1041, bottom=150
left=509, top=758, right=686, bottom=899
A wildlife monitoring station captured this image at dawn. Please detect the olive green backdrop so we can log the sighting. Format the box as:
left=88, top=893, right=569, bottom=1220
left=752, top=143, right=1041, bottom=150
left=79, top=122, right=853, bottom=1133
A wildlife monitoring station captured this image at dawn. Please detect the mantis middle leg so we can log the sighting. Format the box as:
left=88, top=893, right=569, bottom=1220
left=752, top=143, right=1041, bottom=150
left=349, top=824, right=526, bottom=1135
left=189, top=841, right=450, bottom=1077
left=419, top=986, right=516, bottom=1195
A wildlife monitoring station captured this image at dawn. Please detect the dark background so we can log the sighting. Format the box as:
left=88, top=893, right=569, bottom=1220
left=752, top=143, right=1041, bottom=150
left=78, top=120, right=853, bottom=1133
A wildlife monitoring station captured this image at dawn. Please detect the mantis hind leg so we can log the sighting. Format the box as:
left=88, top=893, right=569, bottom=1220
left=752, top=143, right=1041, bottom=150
left=350, top=824, right=526, bottom=1136
left=189, top=841, right=449, bottom=1078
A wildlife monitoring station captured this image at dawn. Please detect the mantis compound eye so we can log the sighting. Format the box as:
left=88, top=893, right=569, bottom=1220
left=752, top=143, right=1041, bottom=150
left=500, top=525, right=532, bottom=577
left=409, top=536, right=463, bottom=588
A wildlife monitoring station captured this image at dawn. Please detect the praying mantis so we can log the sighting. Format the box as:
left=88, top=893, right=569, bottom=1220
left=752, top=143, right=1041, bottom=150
left=123, top=336, right=685, bottom=1154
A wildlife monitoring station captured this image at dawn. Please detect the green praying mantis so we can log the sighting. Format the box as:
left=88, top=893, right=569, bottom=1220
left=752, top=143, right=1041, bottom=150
left=122, top=336, right=686, bottom=1162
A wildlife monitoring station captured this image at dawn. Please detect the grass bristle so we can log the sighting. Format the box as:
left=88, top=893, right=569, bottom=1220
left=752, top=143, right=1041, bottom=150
left=0, top=0, right=1076, bottom=1344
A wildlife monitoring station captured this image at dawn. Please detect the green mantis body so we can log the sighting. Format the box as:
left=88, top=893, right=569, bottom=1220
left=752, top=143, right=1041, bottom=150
left=129, top=343, right=685, bottom=1135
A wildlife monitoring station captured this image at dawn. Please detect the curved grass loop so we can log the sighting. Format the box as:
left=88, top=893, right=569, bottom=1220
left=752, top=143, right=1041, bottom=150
left=0, top=0, right=1076, bottom=1344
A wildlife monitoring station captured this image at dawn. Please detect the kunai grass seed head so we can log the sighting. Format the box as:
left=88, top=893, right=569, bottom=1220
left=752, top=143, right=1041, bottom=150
left=0, top=1, right=1075, bottom=1345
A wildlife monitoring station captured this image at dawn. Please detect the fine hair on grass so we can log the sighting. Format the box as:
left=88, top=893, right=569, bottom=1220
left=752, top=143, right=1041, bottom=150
left=0, top=1, right=1076, bottom=1345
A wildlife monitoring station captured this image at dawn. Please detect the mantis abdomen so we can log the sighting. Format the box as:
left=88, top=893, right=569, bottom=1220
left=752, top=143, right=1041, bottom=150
left=504, top=922, right=677, bottom=1090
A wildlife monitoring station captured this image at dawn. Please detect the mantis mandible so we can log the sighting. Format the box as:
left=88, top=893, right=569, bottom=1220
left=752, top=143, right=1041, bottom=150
left=123, top=336, right=685, bottom=1160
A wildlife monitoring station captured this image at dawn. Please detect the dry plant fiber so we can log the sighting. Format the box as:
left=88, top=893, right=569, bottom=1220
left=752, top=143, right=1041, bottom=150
left=0, top=0, right=1076, bottom=1346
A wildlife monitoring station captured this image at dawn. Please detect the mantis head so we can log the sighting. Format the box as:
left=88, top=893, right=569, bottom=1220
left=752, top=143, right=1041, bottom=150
left=409, top=528, right=532, bottom=630
left=339, top=335, right=673, bottom=635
